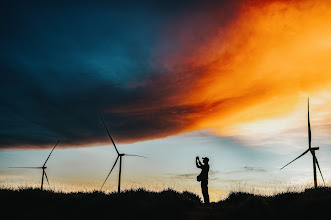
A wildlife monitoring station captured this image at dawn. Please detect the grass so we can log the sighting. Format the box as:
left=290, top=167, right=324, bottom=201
left=1, top=186, right=331, bottom=219
left=0, top=187, right=200, bottom=220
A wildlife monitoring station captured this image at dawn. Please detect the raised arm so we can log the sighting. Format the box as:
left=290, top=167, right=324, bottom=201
left=196, top=157, right=202, bottom=168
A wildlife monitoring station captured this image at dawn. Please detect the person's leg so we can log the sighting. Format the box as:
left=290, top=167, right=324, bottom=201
left=201, top=181, right=210, bottom=204
left=204, top=180, right=210, bottom=204
left=200, top=181, right=205, bottom=203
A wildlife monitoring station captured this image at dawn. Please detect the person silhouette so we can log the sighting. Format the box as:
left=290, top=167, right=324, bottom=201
left=196, top=156, right=210, bottom=205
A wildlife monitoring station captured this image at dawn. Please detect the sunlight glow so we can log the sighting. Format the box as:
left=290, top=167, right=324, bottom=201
left=161, top=0, right=331, bottom=142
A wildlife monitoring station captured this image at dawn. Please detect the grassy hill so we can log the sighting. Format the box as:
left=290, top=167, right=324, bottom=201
left=1, top=187, right=331, bottom=219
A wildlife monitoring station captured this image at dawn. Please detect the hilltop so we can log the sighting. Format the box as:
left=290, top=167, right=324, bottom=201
left=1, top=187, right=331, bottom=220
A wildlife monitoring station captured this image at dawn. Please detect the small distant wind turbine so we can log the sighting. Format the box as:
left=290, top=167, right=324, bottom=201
left=9, top=140, right=60, bottom=190
left=280, top=98, right=325, bottom=188
left=99, top=115, right=147, bottom=193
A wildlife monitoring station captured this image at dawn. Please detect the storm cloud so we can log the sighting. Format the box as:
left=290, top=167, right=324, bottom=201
left=0, top=0, right=237, bottom=148
left=2, top=0, right=331, bottom=149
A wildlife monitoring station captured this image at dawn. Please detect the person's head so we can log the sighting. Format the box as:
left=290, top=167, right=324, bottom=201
left=202, top=157, right=209, bottom=164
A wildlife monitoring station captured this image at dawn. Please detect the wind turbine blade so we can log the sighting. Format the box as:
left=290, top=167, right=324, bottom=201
left=8, top=167, right=43, bottom=169
left=43, top=140, right=60, bottom=167
left=99, top=114, right=119, bottom=155
left=315, top=156, right=325, bottom=185
left=124, top=154, right=148, bottom=159
left=100, top=155, right=119, bottom=191
left=280, top=149, right=309, bottom=170
left=308, top=98, right=311, bottom=149
left=44, top=172, right=52, bottom=190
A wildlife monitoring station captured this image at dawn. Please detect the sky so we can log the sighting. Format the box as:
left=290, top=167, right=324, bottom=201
left=1, top=0, right=331, bottom=202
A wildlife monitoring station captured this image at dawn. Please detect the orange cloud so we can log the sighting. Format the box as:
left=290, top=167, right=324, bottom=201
left=156, top=0, right=331, bottom=137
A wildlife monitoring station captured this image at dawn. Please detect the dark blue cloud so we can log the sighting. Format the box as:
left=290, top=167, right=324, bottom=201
left=0, top=1, right=167, bottom=84
left=0, top=0, right=200, bottom=148
left=0, top=0, right=239, bottom=148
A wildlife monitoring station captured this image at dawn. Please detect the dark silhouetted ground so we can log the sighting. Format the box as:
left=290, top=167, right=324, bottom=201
left=1, top=187, right=331, bottom=220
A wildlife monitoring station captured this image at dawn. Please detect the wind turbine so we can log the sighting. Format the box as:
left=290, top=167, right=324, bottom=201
left=99, top=115, right=147, bottom=193
left=280, top=98, right=325, bottom=189
left=9, top=140, right=60, bottom=190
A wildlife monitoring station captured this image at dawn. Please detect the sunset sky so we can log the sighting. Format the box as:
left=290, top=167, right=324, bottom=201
left=1, top=0, right=331, bottom=202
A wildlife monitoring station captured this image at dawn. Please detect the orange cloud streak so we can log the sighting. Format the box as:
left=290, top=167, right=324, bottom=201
left=159, top=0, right=331, bottom=136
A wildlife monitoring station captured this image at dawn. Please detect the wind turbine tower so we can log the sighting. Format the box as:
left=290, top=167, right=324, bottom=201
left=99, top=115, right=147, bottom=193
left=9, top=140, right=60, bottom=190
left=280, top=98, right=325, bottom=189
